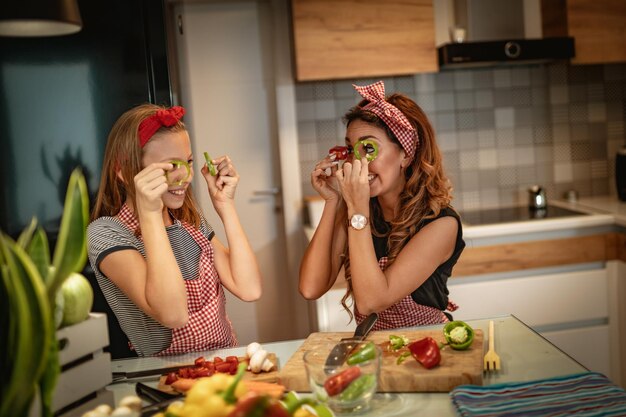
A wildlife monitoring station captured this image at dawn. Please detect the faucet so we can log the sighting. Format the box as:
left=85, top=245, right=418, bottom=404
left=528, top=185, right=547, bottom=210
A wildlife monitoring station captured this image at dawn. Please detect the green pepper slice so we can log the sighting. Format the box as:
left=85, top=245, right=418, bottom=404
left=165, top=159, right=191, bottom=185
left=443, top=320, right=475, bottom=350
left=338, top=374, right=376, bottom=402
left=346, top=341, right=376, bottom=365
left=353, top=139, right=379, bottom=162
left=204, top=151, right=217, bottom=176
left=389, top=335, right=409, bottom=351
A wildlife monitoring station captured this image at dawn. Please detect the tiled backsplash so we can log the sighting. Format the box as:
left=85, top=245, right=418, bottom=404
left=295, top=63, right=626, bottom=211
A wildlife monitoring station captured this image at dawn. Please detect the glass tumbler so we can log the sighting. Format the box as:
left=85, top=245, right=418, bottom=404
left=303, top=340, right=381, bottom=414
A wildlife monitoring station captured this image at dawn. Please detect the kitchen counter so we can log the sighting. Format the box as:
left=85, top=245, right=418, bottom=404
left=99, top=315, right=586, bottom=417
left=569, top=196, right=626, bottom=227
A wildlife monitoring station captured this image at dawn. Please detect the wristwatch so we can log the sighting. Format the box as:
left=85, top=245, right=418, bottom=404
left=349, top=213, right=369, bottom=230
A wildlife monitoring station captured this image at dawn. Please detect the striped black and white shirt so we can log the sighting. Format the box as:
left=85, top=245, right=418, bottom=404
left=87, top=215, right=214, bottom=356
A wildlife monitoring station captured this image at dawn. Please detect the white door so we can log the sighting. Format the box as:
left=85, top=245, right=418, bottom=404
left=172, top=1, right=298, bottom=344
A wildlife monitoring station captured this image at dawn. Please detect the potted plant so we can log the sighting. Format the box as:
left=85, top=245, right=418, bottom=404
left=0, top=168, right=89, bottom=417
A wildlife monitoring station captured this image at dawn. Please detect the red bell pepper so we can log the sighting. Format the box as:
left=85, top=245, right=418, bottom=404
left=407, top=337, right=441, bottom=369
left=323, top=366, right=361, bottom=396
left=328, top=146, right=350, bottom=161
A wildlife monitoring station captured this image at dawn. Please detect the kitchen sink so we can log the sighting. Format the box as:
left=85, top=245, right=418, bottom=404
left=459, top=205, right=589, bottom=226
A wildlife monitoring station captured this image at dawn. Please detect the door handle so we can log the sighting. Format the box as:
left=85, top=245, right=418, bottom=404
left=253, top=187, right=280, bottom=196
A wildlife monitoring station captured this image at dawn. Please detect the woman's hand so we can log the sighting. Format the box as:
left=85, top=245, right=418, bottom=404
left=201, top=155, right=239, bottom=209
left=134, top=162, right=173, bottom=215
left=336, top=157, right=370, bottom=214
left=311, top=156, right=342, bottom=201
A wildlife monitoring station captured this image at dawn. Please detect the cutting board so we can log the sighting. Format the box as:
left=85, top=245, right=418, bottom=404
left=157, top=353, right=280, bottom=394
left=279, top=330, right=483, bottom=393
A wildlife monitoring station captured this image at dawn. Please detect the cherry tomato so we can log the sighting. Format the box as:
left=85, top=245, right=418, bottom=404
left=164, top=372, right=178, bottom=385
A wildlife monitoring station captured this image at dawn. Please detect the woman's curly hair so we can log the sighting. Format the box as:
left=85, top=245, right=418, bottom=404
left=340, top=93, right=453, bottom=320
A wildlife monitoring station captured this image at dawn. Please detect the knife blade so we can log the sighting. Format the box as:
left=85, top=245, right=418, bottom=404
left=324, top=312, right=378, bottom=371
left=111, top=365, right=193, bottom=384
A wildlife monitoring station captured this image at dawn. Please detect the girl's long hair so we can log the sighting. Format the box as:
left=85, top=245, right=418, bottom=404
left=91, top=103, right=202, bottom=229
left=340, top=94, right=453, bottom=319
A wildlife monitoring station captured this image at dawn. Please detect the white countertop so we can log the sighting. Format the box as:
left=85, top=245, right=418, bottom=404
left=105, top=315, right=587, bottom=417
left=569, top=196, right=626, bottom=227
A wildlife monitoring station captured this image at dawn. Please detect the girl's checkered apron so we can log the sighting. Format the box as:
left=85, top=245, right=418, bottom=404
left=118, top=205, right=237, bottom=354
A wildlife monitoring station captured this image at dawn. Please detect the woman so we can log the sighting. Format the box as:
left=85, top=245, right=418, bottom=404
left=299, top=81, right=465, bottom=330
left=88, top=104, right=262, bottom=356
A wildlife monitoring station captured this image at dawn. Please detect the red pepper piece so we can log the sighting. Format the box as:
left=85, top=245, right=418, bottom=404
left=323, top=366, right=361, bottom=396
left=214, top=356, right=224, bottom=364
left=226, top=355, right=239, bottom=363
left=164, top=372, right=178, bottom=385
left=407, top=337, right=441, bottom=369
left=216, top=361, right=233, bottom=373
left=328, top=146, right=350, bottom=161
left=194, top=356, right=205, bottom=367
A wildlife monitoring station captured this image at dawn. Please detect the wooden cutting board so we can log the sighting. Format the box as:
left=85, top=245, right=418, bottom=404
left=157, top=354, right=281, bottom=394
left=279, top=329, right=483, bottom=393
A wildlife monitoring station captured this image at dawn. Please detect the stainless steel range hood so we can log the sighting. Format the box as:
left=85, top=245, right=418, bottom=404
left=435, top=0, right=575, bottom=69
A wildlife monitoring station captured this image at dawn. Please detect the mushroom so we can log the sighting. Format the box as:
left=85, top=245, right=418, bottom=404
left=248, top=349, right=268, bottom=373
left=246, top=342, right=262, bottom=358
left=118, top=396, right=142, bottom=412
left=261, top=357, right=274, bottom=372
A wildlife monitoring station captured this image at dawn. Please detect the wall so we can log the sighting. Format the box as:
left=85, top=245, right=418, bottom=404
left=295, top=63, right=626, bottom=212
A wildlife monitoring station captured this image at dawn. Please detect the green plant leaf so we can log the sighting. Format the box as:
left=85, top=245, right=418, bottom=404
left=0, top=235, right=51, bottom=417
left=28, top=228, right=51, bottom=285
left=38, top=319, right=59, bottom=417
left=16, top=217, right=37, bottom=249
left=47, top=168, right=89, bottom=301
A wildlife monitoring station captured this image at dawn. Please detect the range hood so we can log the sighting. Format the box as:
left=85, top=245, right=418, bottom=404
left=435, top=0, right=575, bottom=69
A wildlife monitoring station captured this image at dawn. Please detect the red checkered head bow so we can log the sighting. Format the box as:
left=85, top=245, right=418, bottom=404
left=353, top=81, right=418, bottom=160
left=138, top=106, right=186, bottom=147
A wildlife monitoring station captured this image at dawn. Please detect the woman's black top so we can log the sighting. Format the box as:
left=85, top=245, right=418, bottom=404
left=370, top=207, right=465, bottom=311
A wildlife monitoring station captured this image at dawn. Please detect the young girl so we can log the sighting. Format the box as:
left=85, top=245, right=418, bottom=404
left=299, top=81, right=465, bottom=330
left=88, top=104, right=262, bottom=356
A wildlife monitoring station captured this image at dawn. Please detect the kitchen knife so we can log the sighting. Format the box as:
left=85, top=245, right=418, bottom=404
left=111, top=365, right=193, bottom=384
left=324, top=312, right=378, bottom=371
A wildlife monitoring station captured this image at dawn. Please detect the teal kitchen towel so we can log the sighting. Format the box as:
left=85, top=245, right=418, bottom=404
left=449, top=372, right=626, bottom=416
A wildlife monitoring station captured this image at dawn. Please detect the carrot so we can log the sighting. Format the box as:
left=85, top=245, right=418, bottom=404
left=242, top=380, right=286, bottom=398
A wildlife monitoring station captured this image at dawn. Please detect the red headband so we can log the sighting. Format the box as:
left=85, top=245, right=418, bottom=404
left=353, top=81, right=418, bottom=160
left=138, top=106, right=186, bottom=147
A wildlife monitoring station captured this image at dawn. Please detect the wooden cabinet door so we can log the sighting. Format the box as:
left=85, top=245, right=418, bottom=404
left=291, top=0, right=437, bottom=81
left=543, top=0, right=626, bottom=65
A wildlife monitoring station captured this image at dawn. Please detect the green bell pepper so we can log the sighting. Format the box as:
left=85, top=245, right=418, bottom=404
left=338, top=374, right=376, bottom=402
left=389, top=335, right=409, bottom=351
left=165, top=159, right=191, bottom=185
left=443, top=320, right=475, bottom=350
left=204, top=151, right=217, bottom=176
left=353, top=139, right=379, bottom=162
left=346, top=341, right=376, bottom=365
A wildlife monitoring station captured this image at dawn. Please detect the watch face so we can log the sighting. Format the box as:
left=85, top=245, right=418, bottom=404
left=350, top=214, right=368, bottom=230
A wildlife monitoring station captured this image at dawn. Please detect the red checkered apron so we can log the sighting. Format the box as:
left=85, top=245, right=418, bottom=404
left=354, top=257, right=458, bottom=331
left=118, top=205, right=237, bottom=355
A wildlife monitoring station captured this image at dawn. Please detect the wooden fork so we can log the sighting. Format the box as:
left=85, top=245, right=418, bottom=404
left=483, top=320, right=501, bottom=371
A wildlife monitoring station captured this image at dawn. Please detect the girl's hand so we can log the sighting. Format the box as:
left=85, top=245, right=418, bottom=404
left=311, top=156, right=342, bottom=201
left=201, top=155, right=239, bottom=207
left=335, top=157, right=370, bottom=214
left=134, top=162, right=173, bottom=214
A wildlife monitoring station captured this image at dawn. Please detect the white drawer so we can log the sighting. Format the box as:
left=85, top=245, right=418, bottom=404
left=448, top=268, right=608, bottom=327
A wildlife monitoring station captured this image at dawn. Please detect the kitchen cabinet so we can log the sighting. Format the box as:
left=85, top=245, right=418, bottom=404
left=542, top=0, right=626, bottom=65
left=450, top=230, right=626, bottom=383
left=291, top=0, right=437, bottom=81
